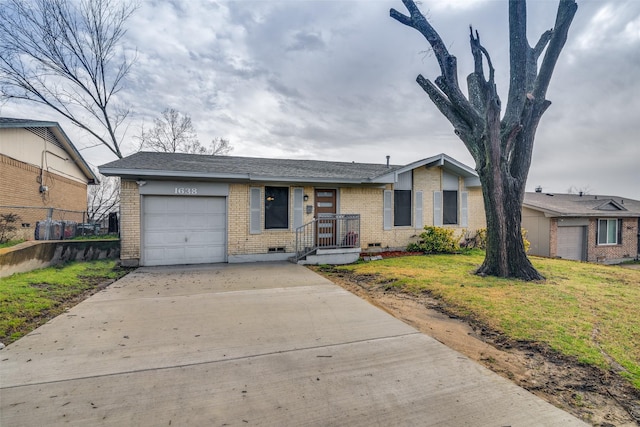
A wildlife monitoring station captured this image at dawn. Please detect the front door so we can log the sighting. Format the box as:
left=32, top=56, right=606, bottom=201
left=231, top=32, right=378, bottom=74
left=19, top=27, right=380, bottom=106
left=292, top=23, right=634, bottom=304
left=315, top=189, right=337, bottom=247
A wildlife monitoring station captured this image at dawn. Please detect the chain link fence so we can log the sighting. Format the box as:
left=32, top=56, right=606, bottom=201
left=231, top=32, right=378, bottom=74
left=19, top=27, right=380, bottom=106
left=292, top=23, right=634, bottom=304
left=0, top=206, right=118, bottom=241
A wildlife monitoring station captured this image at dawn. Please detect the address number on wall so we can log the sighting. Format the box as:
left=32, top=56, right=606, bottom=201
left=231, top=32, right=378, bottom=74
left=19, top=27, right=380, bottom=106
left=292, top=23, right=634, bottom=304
left=174, top=187, right=198, bottom=195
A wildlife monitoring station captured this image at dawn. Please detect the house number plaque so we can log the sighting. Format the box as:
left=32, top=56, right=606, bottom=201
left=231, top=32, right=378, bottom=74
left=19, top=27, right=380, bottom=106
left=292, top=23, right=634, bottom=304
left=174, top=187, right=198, bottom=195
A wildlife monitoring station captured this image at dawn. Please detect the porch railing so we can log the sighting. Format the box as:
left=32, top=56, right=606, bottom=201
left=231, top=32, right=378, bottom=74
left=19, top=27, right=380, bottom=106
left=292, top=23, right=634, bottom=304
left=295, top=214, right=360, bottom=261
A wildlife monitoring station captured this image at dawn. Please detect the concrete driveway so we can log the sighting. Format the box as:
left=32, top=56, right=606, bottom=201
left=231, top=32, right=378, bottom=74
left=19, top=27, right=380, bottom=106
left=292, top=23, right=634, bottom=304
left=1, top=262, right=586, bottom=426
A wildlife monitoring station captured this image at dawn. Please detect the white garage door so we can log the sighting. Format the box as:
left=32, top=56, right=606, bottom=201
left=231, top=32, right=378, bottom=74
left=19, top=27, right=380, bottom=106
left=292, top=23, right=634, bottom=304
left=143, top=196, right=226, bottom=266
left=557, top=226, right=585, bottom=261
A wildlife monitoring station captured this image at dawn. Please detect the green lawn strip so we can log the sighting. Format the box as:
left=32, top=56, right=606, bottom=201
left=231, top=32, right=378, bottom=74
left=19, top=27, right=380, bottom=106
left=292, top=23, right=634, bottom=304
left=0, top=239, right=26, bottom=249
left=340, top=252, right=640, bottom=389
left=0, top=260, right=129, bottom=344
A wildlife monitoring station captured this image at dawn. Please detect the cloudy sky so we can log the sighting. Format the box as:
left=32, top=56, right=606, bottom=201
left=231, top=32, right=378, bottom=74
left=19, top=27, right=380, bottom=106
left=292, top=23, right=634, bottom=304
left=2, top=0, right=639, bottom=199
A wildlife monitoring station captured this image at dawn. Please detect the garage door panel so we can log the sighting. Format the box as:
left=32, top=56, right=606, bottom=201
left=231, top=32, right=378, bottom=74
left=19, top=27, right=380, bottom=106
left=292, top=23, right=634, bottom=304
left=557, top=226, right=584, bottom=261
left=143, top=196, right=226, bottom=266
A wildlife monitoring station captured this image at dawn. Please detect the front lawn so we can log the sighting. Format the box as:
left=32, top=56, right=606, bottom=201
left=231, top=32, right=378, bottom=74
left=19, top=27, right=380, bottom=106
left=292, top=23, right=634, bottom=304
left=0, top=260, right=130, bottom=344
left=334, top=252, right=640, bottom=389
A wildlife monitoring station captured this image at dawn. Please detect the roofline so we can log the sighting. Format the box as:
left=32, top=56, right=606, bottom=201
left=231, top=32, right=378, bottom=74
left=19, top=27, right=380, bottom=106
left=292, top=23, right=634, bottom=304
left=1, top=118, right=100, bottom=184
left=371, top=153, right=480, bottom=186
left=98, top=167, right=395, bottom=185
left=522, top=202, right=640, bottom=218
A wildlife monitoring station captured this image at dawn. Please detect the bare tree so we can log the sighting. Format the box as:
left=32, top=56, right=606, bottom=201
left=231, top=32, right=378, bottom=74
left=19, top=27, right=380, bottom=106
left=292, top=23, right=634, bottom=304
left=87, top=175, right=119, bottom=224
left=567, top=185, right=592, bottom=195
left=137, top=108, right=232, bottom=155
left=0, top=0, right=137, bottom=159
left=391, top=0, right=577, bottom=280
left=210, top=136, right=233, bottom=156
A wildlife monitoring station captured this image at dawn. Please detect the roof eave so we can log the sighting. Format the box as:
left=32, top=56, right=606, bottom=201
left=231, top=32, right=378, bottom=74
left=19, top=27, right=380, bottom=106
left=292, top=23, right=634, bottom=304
left=373, top=153, right=478, bottom=183
left=48, top=125, right=100, bottom=184
left=99, top=167, right=390, bottom=186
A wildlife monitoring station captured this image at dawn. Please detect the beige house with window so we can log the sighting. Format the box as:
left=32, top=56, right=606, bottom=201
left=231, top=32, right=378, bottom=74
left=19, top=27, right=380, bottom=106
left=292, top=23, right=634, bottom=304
left=522, top=192, right=640, bottom=264
left=0, top=117, right=98, bottom=240
left=100, top=152, right=485, bottom=266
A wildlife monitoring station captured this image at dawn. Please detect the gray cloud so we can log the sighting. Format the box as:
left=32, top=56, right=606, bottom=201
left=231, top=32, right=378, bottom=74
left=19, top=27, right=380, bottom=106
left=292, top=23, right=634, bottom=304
left=1, top=0, right=638, bottom=199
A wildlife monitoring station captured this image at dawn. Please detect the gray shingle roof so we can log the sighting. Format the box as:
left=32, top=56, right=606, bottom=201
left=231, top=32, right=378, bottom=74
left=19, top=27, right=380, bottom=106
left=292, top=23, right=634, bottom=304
left=100, top=151, right=405, bottom=184
left=524, top=192, right=640, bottom=217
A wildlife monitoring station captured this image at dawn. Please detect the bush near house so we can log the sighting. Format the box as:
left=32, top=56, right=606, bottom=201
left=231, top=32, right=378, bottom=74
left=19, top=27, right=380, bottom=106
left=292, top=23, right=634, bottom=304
left=0, top=213, right=20, bottom=244
left=461, top=227, right=530, bottom=253
left=407, top=226, right=461, bottom=254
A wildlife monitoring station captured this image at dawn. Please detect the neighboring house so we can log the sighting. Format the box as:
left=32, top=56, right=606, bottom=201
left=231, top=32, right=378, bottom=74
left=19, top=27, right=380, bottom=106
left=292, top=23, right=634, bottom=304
left=523, top=192, right=640, bottom=264
left=99, top=152, right=486, bottom=266
left=0, top=117, right=99, bottom=240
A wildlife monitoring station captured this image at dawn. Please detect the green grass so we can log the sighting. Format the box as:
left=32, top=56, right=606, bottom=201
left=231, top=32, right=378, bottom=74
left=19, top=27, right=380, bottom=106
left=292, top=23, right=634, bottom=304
left=0, top=239, right=26, bottom=249
left=70, top=233, right=119, bottom=240
left=0, top=260, right=129, bottom=343
left=336, top=252, right=640, bottom=389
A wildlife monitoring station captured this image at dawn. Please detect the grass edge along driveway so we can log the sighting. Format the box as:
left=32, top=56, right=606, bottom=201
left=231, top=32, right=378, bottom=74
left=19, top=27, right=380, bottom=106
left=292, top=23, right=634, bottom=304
left=0, top=260, right=130, bottom=344
left=333, top=252, right=640, bottom=390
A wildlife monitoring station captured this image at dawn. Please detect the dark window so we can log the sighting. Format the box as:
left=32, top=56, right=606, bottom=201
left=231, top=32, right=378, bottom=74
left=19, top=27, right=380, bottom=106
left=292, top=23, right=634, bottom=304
left=443, top=191, right=458, bottom=225
left=394, top=190, right=411, bottom=226
left=265, top=186, right=289, bottom=229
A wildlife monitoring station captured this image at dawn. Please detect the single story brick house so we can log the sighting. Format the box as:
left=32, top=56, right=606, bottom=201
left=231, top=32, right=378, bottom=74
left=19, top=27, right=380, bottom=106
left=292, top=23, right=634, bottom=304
left=522, top=192, right=640, bottom=263
left=0, top=117, right=99, bottom=240
left=99, top=152, right=486, bottom=266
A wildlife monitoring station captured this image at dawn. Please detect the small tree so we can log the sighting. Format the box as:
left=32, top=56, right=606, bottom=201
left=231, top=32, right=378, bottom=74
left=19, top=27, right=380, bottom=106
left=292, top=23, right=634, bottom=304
left=0, top=0, right=137, bottom=159
left=137, top=108, right=232, bottom=155
left=0, top=213, right=21, bottom=243
left=87, top=176, right=120, bottom=225
left=390, top=0, right=577, bottom=280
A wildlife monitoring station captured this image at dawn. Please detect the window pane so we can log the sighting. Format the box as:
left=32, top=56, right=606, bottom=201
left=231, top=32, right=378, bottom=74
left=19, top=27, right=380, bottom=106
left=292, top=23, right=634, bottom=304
left=607, top=219, right=617, bottom=244
left=394, top=190, right=411, bottom=226
left=597, top=219, right=607, bottom=244
left=265, top=187, right=289, bottom=229
left=443, top=191, right=458, bottom=225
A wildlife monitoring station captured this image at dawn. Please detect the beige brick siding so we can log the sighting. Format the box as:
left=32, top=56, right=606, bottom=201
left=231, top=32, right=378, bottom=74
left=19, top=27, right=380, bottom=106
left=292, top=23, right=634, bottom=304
left=228, top=184, right=315, bottom=255
left=117, top=165, right=487, bottom=262
left=119, top=180, right=140, bottom=263
left=0, top=154, right=87, bottom=240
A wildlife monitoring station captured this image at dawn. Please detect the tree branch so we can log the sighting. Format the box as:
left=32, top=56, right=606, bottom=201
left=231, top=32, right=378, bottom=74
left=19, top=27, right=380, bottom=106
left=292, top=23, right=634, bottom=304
left=533, top=0, right=577, bottom=101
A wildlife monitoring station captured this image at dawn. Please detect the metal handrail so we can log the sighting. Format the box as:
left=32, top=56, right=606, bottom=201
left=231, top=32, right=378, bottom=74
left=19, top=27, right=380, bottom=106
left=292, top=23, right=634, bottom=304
left=294, top=214, right=360, bottom=261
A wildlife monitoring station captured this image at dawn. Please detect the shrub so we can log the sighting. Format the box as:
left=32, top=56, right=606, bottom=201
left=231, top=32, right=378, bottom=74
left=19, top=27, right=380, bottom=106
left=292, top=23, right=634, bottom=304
left=0, top=213, right=21, bottom=244
left=407, top=226, right=460, bottom=254
left=463, top=227, right=530, bottom=253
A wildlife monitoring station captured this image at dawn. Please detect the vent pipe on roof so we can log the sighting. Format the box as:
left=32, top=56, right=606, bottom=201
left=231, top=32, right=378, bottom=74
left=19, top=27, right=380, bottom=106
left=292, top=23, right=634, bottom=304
left=535, top=185, right=542, bottom=193
left=386, top=155, right=390, bottom=168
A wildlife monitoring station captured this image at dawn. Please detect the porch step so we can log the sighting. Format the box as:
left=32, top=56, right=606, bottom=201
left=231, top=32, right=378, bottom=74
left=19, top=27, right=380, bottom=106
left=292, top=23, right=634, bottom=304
left=296, top=247, right=361, bottom=265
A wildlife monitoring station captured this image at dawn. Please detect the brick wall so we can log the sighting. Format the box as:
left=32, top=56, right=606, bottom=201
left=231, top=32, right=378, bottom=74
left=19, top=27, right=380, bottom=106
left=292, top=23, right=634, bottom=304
left=119, top=180, right=140, bottom=264
left=227, top=184, right=315, bottom=256
left=587, top=217, right=638, bottom=263
left=118, top=169, right=488, bottom=263
left=0, top=154, right=87, bottom=240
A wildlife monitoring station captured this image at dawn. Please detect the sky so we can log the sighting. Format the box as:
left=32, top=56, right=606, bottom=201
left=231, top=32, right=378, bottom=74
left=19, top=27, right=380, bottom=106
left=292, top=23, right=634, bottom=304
left=1, top=0, right=639, bottom=199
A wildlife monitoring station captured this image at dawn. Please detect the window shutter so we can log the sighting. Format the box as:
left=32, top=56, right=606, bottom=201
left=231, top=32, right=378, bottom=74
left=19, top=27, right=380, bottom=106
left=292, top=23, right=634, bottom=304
left=618, top=219, right=623, bottom=244
left=293, top=188, right=304, bottom=229
left=414, top=191, right=423, bottom=229
left=433, top=191, right=443, bottom=226
left=250, top=187, right=261, bottom=234
left=460, top=191, right=468, bottom=227
left=383, top=190, right=392, bottom=230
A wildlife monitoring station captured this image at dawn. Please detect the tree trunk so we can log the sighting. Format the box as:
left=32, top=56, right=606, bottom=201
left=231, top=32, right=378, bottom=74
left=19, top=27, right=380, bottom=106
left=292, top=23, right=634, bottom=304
left=476, top=166, right=544, bottom=280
